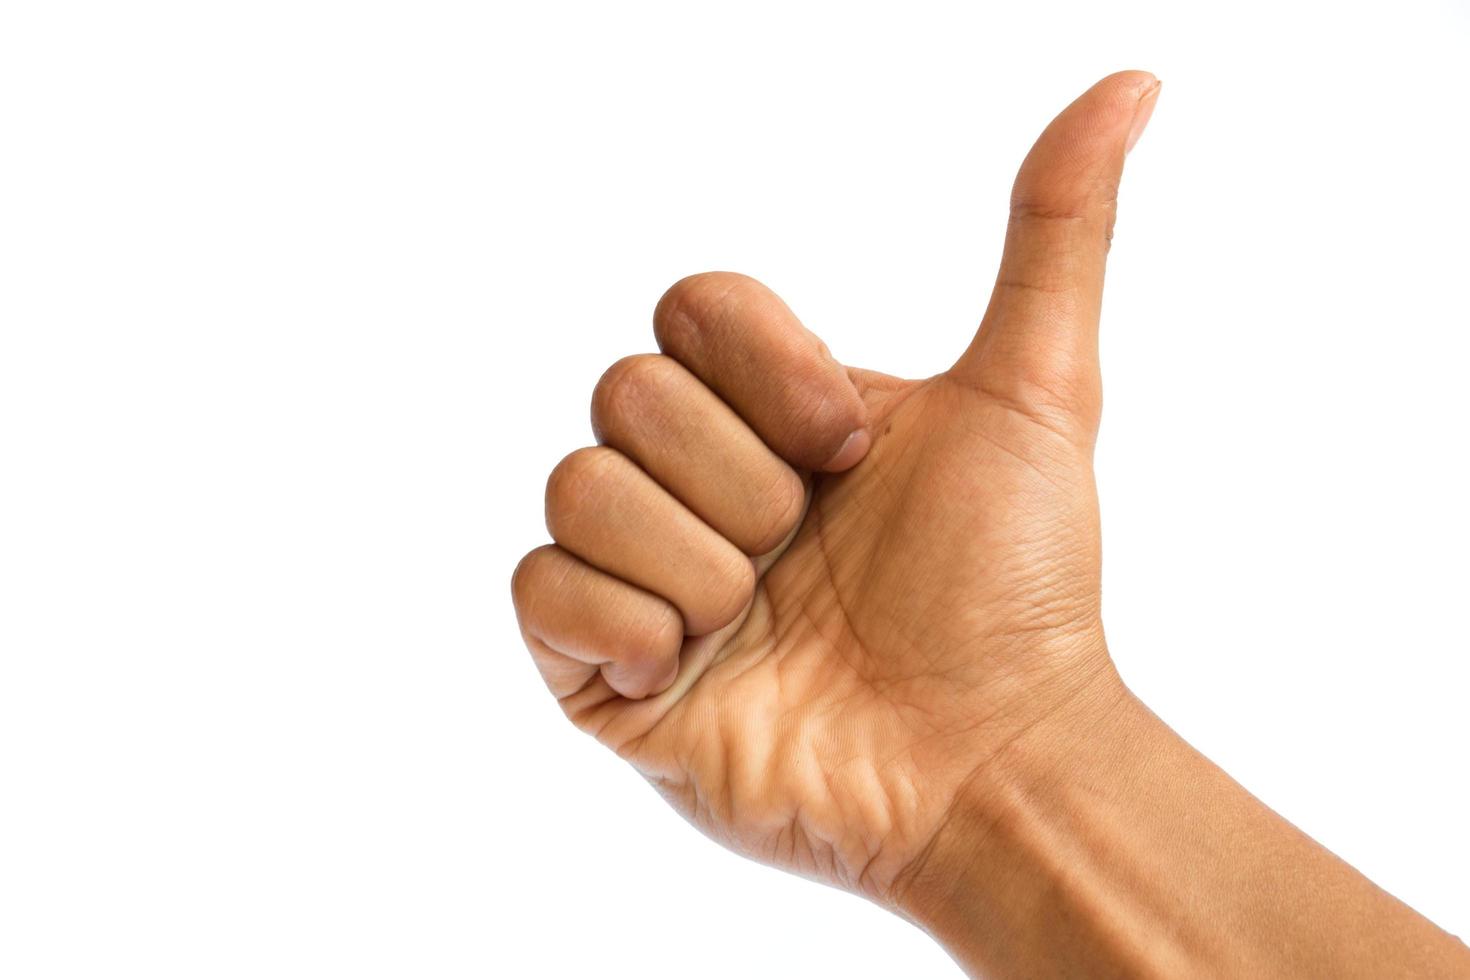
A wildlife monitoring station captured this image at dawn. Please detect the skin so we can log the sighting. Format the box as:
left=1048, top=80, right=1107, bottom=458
left=512, top=72, right=1470, bottom=976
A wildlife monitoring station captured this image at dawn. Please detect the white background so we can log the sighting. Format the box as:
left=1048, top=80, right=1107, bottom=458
left=3, top=1, right=1468, bottom=977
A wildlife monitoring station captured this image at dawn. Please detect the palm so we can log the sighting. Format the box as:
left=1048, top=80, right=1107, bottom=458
left=559, top=372, right=1106, bottom=897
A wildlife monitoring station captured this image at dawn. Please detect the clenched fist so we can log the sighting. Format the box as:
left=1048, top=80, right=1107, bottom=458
left=512, top=70, right=1158, bottom=899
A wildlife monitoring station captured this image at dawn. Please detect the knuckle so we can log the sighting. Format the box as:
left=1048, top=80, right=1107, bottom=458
left=1009, top=197, right=1090, bottom=223
left=509, top=545, right=551, bottom=606
left=745, top=466, right=806, bottom=554
left=709, top=554, right=756, bottom=629
left=616, top=605, right=683, bottom=671
left=590, top=353, right=678, bottom=437
left=1010, top=161, right=1120, bottom=221
left=651, top=605, right=685, bottom=653
left=653, top=271, right=758, bottom=350
left=544, top=446, right=620, bottom=537
left=1009, top=179, right=1119, bottom=252
left=510, top=545, right=572, bottom=631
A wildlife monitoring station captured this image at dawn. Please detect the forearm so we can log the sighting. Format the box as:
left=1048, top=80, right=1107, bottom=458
left=895, top=675, right=1470, bottom=977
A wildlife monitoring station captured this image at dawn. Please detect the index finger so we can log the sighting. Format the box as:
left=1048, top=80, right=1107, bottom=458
left=652, top=272, right=870, bottom=472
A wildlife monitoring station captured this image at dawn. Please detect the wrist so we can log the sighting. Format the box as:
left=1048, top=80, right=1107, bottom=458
left=891, top=668, right=1164, bottom=974
left=891, top=670, right=1470, bottom=978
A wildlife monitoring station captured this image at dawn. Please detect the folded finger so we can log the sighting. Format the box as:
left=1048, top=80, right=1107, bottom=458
left=592, top=354, right=806, bottom=555
left=652, top=272, right=870, bottom=472
left=545, top=446, right=754, bottom=636
left=511, top=544, right=683, bottom=700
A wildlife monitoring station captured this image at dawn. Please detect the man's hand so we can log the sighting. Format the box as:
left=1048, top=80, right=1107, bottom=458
left=511, top=70, right=1159, bottom=899
left=513, top=71, right=1470, bottom=977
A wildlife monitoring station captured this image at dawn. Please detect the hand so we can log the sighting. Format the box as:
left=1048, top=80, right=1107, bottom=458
left=512, top=71, right=1160, bottom=901
left=511, top=72, right=1470, bottom=976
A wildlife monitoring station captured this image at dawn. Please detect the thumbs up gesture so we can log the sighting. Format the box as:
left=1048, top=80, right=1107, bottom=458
left=512, top=72, right=1162, bottom=904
